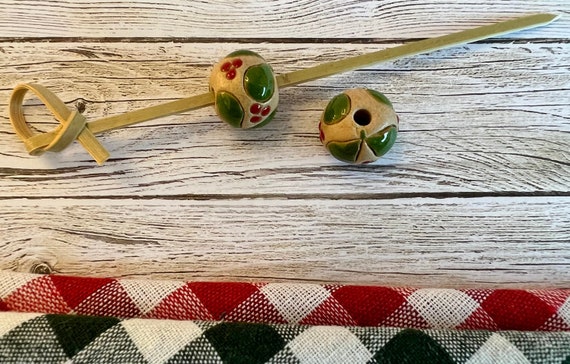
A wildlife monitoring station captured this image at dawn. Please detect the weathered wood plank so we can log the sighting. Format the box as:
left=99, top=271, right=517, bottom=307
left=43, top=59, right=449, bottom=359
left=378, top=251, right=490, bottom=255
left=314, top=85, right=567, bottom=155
left=0, top=0, right=567, bottom=39
left=1, top=197, right=568, bottom=287
left=1, top=42, right=568, bottom=196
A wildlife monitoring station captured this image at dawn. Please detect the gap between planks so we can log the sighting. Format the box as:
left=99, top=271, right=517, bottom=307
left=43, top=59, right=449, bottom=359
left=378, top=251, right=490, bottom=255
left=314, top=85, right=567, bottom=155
left=0, top=191, right=569, bottom=201
left=1, top=37, right=569, bottom=44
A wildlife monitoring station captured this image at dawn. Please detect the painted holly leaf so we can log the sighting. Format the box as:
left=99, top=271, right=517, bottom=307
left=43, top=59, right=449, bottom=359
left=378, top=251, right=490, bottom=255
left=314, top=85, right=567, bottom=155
left=327, top=139, right=361, bottom=163
left=216, top=91, right=244, bottom=128
left=366, top=126, right=397, bottom=157
left=366, top=89, right=393, bottom=108
left=227, top=49, right=263, bottom=58
left=244, top=64, right=275, bottom=103
left=323, top=93, right=351, bottom=125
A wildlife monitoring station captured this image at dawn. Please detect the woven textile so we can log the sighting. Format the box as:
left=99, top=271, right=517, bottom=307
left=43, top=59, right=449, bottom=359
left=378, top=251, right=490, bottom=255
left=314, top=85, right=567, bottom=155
left=1, top=271, right=569, bottom=331
left=1, top=312, right=570, bottom=364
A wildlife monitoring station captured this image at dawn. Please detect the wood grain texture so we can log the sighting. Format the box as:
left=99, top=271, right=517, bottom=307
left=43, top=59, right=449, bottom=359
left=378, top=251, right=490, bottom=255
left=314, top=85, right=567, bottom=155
left=1, top=197, right=568, bottom=288
left=0, top=0, right=567, bottom=39
left=1, top=0, right=568, bottom=288
left=0, top=42, right=568, bottom=196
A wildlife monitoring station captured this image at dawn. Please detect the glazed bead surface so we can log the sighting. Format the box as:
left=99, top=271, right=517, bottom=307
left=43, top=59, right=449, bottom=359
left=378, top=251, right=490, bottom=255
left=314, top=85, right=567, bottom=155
left=319, top=88, right=398, bottom=164
left=210, top=50, right=279, bottom=129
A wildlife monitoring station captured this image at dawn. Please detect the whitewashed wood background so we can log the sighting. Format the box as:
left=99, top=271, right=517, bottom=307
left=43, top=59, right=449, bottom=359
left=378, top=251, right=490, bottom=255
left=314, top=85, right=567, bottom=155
left=0, top=1, right=568, bottom=288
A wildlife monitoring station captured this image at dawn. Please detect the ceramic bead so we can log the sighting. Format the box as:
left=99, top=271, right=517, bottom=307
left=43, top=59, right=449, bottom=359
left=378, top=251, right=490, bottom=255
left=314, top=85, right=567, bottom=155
left=319, top=88, right=398, bottom=164
left=210, top=50, right=279, bottom=129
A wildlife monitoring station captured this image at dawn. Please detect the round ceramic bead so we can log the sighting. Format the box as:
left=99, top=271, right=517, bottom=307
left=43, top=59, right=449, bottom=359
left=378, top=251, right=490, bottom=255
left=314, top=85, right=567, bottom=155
left=319, top=88, right=398, bottom=164
left=210, top=50, right=279, bottom=129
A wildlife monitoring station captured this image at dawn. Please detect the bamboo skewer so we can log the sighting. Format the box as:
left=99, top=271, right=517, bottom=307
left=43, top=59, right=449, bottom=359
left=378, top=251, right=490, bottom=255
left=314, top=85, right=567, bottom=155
left=276, top=13, right=559, bottom=87
left=9, top=13, right=559, bottom=164
left=88, top=92, right=215, bottom=134
left=91, top=13, right=557, bottom=134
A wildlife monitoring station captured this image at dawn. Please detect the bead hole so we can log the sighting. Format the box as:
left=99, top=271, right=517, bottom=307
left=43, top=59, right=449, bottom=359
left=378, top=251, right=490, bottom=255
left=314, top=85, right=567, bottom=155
left=353, top=109, right=371, bottom=126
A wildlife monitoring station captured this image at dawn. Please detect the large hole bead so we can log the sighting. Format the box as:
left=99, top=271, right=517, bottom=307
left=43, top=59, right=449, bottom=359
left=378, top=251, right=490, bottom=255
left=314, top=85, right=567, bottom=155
left=319, top=88, right=398, bottom=164
left=210, top=50, right=279, bottom=129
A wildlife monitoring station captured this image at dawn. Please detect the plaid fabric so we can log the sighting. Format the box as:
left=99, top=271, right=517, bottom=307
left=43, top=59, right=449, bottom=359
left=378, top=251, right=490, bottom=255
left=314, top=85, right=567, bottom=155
left=1, top=271, right=569, bottom=331
left=1, top=312, right=570, bottom=364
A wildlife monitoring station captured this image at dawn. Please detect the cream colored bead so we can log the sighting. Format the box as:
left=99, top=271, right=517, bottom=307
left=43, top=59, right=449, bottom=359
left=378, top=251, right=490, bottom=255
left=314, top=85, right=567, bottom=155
left=209, top=50, right=279, bottom=129
left=319, top=88, right=399, bottom=164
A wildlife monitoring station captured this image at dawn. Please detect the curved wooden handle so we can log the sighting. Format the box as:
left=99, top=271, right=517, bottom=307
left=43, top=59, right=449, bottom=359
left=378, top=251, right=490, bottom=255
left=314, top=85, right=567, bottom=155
left=9, top=83, right=110, bottom=165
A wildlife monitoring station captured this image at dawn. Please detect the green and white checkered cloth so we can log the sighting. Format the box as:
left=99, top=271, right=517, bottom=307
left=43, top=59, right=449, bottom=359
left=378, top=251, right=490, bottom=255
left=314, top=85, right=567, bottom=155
left=1, top=312, right=570, bottom=363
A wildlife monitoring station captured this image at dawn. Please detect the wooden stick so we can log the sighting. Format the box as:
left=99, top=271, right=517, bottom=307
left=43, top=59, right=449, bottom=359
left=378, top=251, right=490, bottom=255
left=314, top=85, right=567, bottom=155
left=87, top=13, right=557, bottom=134
left=277, top=13, right=558, bottom=86
left=88, top=92, right=215, bottom=134
left=9, top=13, right=559, bottom=163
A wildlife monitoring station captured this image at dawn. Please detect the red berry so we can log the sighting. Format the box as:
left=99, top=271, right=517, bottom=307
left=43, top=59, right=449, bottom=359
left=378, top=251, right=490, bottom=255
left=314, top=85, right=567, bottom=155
left=251, top=116, right=262, bottom=123
left=261, top=106, right=271, bottom=116
left=232, top=59, right=243, bottom=68
left=250, top=103, right=262, bottom=114
left=221, top=62, right=232, bottom=72
left=226, top=69, right=237, bottom=80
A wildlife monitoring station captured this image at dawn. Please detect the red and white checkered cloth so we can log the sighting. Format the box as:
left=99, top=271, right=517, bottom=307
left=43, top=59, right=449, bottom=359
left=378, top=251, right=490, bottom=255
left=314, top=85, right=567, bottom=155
left=1, top=271, right=569, bottom=331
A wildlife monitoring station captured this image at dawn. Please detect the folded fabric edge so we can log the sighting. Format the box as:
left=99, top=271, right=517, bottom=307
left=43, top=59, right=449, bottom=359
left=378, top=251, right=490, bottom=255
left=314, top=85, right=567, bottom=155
left=2, top=270, right=569, bottom=332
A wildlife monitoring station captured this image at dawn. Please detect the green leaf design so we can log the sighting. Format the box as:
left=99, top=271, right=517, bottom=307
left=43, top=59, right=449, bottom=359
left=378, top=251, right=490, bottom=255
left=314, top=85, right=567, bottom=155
left=244, top=64, right=275, bottom=102
left=227, top=50, right=263, bottom=58
left=366, top=89, right=393, bottom=108
left=216, top=91, right=244, bottom=128
left=327, top=139, right=361, bottom=163
left=366, top=126, right=397, bottom=157
left=323, top=93, right=351, bottom=125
